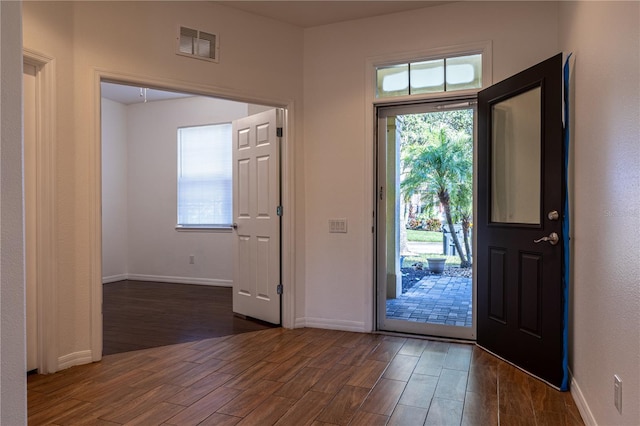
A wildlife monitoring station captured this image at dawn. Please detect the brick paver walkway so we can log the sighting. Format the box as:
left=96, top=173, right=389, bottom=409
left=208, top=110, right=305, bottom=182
left=386, top=274, right=473, bottom=327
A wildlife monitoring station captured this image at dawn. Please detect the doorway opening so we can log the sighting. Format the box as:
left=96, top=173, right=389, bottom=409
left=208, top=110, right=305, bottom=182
left=376, top=99, right=476, bottom=340
left=100, top=81, right=282, bottom=355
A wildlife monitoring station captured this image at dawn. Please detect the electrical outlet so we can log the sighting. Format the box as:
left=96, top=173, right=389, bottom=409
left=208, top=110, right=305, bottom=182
left=614, top=375, right=622, bottom=414
left=189, top=255, right=195, bottom=264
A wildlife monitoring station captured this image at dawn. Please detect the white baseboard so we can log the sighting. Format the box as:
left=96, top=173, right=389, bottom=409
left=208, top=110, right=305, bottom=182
left=57, top=350, right=93, bottom=371
left=298, top=317, right=366, bottom=332
left=102, top=274, right=128, bottom=284
left=102, top=273, right=232, bottom=287
left=571, top=372, right=597, bottom=426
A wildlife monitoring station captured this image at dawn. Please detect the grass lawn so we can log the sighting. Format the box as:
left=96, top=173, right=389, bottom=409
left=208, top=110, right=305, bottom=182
left=404, top=229, right=459, bottom=266
left=406, top=229, right=443, bottom=243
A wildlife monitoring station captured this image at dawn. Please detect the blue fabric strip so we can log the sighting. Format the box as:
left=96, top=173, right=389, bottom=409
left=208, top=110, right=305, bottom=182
left=561, top=53, right=572, bottom=391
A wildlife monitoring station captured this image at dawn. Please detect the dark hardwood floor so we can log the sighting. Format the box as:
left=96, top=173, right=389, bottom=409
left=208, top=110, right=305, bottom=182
left=28, top=328, right=585, bottom=425
left=103, top=280, right=276, bottom=355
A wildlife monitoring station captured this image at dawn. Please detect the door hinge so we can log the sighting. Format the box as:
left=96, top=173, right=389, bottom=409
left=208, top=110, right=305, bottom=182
left=277, top=284, right=283, bottom=294
left=276, top=127, right=283, bottom=137
left=276, top=205, right=283, bottom=216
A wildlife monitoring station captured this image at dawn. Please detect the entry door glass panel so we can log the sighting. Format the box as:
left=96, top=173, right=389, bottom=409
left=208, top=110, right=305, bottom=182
left=491, top=87, right=541, bottom=224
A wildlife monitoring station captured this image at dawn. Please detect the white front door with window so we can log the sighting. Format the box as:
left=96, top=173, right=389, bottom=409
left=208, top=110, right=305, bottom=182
left=232, top=109, right=282, bottom=325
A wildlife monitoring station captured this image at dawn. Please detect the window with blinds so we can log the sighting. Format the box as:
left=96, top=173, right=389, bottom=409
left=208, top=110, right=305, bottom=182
left=177, top=123, right=232, bottom=228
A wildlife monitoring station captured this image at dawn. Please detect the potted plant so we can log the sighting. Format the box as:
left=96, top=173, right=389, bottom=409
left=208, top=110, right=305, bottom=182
left=427, top=258, right=446, bottom=274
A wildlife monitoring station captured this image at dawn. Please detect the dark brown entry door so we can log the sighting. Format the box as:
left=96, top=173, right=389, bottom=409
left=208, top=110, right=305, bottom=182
left=477, top=53, right=566, bottom=388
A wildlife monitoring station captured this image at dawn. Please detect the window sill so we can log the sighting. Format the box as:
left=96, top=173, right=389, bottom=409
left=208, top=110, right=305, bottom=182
left=175, top=225, right=233, bottom=233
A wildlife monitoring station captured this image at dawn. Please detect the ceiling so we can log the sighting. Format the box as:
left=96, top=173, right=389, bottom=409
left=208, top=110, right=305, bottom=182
left=101, top=82, right=195, bottom=105
left=215, top=1, right=450, bottom=28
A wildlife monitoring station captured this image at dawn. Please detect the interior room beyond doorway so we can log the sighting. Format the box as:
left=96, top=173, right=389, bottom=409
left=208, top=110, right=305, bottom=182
left=100, top=82, right=278, bottom=355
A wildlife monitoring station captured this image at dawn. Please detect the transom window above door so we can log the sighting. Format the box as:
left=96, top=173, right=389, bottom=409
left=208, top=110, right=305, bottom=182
left=376, top=53, right=482, bottom=98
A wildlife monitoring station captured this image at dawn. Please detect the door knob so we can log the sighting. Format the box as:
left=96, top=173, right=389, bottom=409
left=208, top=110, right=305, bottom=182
left=533, top=232, right=559, bottom=245
left=232, top=223, right=238, bottom=229
left=548, top=210, right=559, bottom=221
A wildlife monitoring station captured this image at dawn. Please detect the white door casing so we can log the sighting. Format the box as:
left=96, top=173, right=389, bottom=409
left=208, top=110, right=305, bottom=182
left=23, top=49, right=58, bottom=374
left=232, top=109, right=282, bottom=324
left=24, top=62, right=38, bottom=372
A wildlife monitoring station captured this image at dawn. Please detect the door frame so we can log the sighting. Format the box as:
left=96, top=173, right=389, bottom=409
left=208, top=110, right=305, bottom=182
left=365, top=41, right=492, bottom=334
left=89, top=69, right=297, bottom=361
left=23, top=48, right=59, bottom=374
left=374, top=99, right=478, bottom=340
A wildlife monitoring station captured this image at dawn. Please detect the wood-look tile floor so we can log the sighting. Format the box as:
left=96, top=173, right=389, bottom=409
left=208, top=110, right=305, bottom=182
left=28, top=328, right=584, bottom=426
left=103, top=281, right=276, bottom=355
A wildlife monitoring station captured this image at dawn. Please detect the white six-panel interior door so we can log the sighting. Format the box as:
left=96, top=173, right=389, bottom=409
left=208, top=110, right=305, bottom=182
left=232, top=109, right=282, bottom=324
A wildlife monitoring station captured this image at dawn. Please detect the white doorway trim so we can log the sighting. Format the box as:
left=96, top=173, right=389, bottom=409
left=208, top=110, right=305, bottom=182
left=90, top=69, right=297, bottom=360
left=23, top=48, right=59, bottom=374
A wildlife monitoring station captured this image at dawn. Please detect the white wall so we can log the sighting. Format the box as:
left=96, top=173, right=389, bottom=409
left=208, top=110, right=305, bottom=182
left=559, top=2, right=640, bottom=425
left=125, top=96, right=248, bottom=285
left=23, top=0, right=304, bottom=364
left=101, top=98, right=129, bottom=280
left=301, top=1, right=560, bottom=331
left=17, top=3, right=640, bottom=424
left=0, top=1, right=27, bottom=423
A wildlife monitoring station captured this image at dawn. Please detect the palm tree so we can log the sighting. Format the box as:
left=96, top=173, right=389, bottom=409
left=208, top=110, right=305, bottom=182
left=451, top=170, right=473, bottom=266
left=402, top=129, right=472, bottom=268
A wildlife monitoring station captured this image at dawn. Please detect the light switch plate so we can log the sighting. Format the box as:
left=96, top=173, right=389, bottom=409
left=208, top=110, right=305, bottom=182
left=329, top=219, right=347, bottom=233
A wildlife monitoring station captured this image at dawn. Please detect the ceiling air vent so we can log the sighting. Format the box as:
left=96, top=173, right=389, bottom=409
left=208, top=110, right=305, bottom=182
left=177, top=26, right=219, bottom=63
